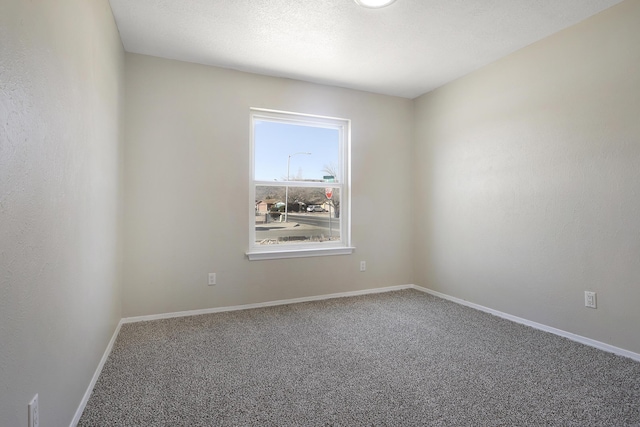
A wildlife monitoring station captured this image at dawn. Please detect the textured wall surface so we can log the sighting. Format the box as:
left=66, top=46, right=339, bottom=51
left=0, top=0, right=124, bottom=425
left=413, top=1, right=640, bottom=354
left=123, top=53, right=414, bottom=317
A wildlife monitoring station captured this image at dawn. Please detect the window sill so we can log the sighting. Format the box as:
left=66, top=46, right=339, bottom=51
left=247, top=246, right=355, bottom=261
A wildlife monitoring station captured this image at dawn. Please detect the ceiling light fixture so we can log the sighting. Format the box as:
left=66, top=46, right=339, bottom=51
left=354, top=0, right=397, bottom=9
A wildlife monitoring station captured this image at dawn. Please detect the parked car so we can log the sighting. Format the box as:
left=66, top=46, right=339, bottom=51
left=307, top=205, right=325, bottom=212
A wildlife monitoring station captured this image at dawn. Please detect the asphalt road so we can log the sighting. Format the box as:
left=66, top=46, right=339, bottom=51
left=255, top=213, right=339, bottom=242
left=287, top=213, right=338, bottom=229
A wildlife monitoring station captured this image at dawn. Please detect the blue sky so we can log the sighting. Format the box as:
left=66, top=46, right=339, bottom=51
left=254, top=120, right=339, bottom=182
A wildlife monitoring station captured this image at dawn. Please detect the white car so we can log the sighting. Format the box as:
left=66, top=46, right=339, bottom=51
left=306, top=205, right=325, bottom=212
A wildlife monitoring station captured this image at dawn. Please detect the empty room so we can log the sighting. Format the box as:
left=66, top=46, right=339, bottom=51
left=2, top=0, right=640, bottom=425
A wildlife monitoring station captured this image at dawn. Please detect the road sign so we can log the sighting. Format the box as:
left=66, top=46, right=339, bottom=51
left=325, top=188, right=333, bottom=199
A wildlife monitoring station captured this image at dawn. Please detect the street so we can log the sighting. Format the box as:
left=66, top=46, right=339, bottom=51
left=255, top=212, right=340, bottom=243
left=287, top=212, right=337, bottom=229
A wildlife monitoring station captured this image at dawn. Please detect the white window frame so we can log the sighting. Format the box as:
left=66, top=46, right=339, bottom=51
left=247, top=108, right=353, bottom=260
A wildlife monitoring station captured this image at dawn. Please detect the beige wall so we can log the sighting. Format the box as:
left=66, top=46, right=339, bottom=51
left=123, top=53, right=414, bottom=317
left=0, top=0, right=124, bottom=425
left=413, top=1, right=640, bottom=354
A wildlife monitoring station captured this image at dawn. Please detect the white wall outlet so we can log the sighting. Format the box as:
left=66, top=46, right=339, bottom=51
left=208, top=273, right=216, bottom=286
left=28, top=394, right=39, bottom=427
left=360, top=261, right=366, bottom=272
left=585, top=291, right=597, bottom=309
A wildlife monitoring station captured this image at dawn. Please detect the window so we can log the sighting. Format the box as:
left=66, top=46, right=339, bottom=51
left=247, top=108, right=353, bottom=260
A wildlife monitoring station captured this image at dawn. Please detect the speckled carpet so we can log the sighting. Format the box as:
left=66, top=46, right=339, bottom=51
left=78, top=289, right=640, bottom=426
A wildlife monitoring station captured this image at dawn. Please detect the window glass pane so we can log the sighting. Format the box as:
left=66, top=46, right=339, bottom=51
left=254, top=121, right=340, bottom=182
left=255, top=186, right=341, bottom=245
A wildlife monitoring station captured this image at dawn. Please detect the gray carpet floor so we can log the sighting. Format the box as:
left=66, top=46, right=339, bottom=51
left=78, top=289, right=640, bottom=426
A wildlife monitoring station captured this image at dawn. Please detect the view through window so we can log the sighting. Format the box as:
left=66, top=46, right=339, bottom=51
left=249, top=109, right=351, bottom=259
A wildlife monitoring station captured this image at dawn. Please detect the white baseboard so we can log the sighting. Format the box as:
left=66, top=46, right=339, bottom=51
left=411, top=285, right=640, bottom=362
left=122, top=284, right=414, bottom=324
left=70, top=319, right=123, bottom=427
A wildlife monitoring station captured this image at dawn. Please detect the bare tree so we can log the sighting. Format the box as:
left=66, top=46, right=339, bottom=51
left=255, top=186, right=285, bottom=202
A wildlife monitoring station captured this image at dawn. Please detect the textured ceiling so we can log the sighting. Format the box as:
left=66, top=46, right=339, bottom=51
left=108, top=0, right=622, bottom=99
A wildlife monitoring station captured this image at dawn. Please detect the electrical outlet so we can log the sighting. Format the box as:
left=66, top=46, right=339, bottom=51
left=28, top=394, right=38, bottom=427
left=360, top=261, right=366, bottom=272
left=585, top=291, right=597, bottom=309
left=208, top=273, right=216, bottom=286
